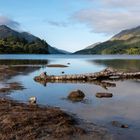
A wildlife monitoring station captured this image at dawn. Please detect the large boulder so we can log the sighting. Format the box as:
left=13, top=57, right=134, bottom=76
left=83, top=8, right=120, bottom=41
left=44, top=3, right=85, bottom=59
left=68, top=90, right=85, bottom=101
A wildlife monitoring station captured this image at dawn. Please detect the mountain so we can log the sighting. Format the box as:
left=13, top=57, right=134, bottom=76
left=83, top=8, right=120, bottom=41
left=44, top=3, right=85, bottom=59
left=0, top=25, right=20, bottom=38
left=75, top=26, right=140, bottom=54
left=85, top=42, right=101, bottom=49
left=0, top=25, right=68, bottom=54
left=111, top=26, right=140, bottom=41
left=75, top=42, right=101, bottom=54
left=20, top=32, right=38, bottom=43
left=48, top=46, right=70, bottom=54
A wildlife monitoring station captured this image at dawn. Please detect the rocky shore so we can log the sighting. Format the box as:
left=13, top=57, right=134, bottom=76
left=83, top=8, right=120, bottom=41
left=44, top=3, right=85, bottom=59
left=0, top=65, right=113, bottom=140
left=0, top=66, right=85, bottom=140
left=0, top=98, right=87, bottom=140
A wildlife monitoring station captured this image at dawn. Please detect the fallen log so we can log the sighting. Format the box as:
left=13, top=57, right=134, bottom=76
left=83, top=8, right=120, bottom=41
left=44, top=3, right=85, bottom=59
left=34, top=67, right=140, bottom=83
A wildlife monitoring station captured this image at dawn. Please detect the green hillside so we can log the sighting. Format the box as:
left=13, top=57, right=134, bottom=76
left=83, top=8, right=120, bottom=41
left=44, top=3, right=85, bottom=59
left=0, top=25, right=50, bottom=54
left=75, top=26, right=140, bottom=54
left=0, top=25, right=69, bottom=54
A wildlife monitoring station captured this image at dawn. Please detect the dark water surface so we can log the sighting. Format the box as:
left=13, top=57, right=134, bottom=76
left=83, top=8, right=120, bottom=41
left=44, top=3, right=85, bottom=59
left=1, top=55, right=140, bottom=140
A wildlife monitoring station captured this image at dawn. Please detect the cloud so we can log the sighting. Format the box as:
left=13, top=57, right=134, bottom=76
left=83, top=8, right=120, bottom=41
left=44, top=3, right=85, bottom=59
left=102, top=0, right=140, bottom=8
left=87, top=0, right=140, bottom=8
left=48, top=21, right=68, bottom=27
left=72, top=0, right=140, bottom=34
left=0, top=16, right=20, bottom=29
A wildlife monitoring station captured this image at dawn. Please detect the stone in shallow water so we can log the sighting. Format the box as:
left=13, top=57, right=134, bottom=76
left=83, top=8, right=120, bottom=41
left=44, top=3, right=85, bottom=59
left=47, top=64, right=68, bottom=68
left=0, top=88, right=10, bottom=93
left=29, top=96, right=37, bottom=104
left=111, top=121, right=129, bottom=128
left=68, top=90, right=85, bottom=101
left=96, top=93, right=113, bottom=98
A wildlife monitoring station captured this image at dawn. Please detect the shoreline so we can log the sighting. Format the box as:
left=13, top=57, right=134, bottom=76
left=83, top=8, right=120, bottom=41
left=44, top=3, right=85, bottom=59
left=0, top=97, right=85, bottom=139
left=0, top=65, right=112, bottom=140
left=0, top=97, right=112, bottom=140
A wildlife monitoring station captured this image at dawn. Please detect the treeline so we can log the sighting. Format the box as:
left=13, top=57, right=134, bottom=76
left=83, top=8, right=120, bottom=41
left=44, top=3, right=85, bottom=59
left=0, top=36, right=50, bottom=54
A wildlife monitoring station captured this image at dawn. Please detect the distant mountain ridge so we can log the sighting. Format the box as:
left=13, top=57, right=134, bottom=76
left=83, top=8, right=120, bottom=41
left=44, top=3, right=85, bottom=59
left=75, top=26, right=140, bottom=54
left=48, top=46, right=70, bottom=54
left=0, top=25, right=68, bottom=54
left=85, top=42, right=101, bottom=49
left=0, top=25, right=19, bottom=38
left=75, top=42, right=101, bottom=54
left=111, top=26, right=140, bottom=41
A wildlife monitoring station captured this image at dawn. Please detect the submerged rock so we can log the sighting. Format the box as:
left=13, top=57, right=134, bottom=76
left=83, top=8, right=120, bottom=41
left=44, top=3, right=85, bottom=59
left=68, top=90, right=85, bottom=101
left=0, top=82, right=24, bottom=94
left=47, top=64, right=68, bottom=68
left=96, top=93, right=113, bottom=98
left=111, top=121, right=129, bottom=128
left=0, top=88, right=10, bottom=93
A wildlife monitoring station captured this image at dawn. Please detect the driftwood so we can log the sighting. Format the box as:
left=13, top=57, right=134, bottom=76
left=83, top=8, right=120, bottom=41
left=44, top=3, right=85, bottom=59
left=34, top=67, right=140, bottom=83
left=33, top=67, right=140, bottom=89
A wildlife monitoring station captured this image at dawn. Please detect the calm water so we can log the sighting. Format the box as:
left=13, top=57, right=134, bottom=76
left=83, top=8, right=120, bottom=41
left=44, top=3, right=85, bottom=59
left=1, top=54, right=140, bottom=140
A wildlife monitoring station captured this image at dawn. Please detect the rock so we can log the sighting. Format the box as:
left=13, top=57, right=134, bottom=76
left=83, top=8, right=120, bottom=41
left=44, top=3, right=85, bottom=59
left=109, top=76, right=120, bottom=79
left=68, top=90, right=85, bottom=101
left=34, top=76, right=41, bottom=81
left=112, top=121, right=129, bottom=128
left=29, top=96, right=37, bottom=104
left=0, top=82, right=24, bottom=93
left=0, top=98, right=85, bottom=139
left=121, top=124, right=129, bottom=128
left=96, top=92, right=113, bottom=98
left=39, top=72, right=47, bottom=79
left=8, top=82, right=24, bottom=90
left=62, top=71, right=65, bottom=74
left=0, top=88, right=10, bottom=93
left=47, top=64, right=68, bottom=68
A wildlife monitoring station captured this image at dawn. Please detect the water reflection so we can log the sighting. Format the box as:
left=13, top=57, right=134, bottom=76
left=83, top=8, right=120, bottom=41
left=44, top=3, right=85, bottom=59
left=35, top=79, right=117, bottom=90
left=0, top=59, right=49, bottom=66
left=92, top=60, right=140, bottom=72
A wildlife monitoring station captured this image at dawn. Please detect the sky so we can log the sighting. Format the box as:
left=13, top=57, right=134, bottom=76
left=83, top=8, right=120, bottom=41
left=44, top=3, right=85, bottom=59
left=0, top=0, right=140, bottom=52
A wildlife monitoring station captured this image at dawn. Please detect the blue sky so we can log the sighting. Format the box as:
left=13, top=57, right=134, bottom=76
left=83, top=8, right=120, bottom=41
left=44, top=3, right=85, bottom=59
left=0, top=0, right=140, bottom=52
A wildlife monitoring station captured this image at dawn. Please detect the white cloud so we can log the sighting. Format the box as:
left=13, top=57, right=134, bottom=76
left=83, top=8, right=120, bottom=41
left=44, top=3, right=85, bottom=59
left=0, top=16, right=20, bottom=29
left=72, top=0, right=140, bottom=34
left=87, top=0, right=140, bottom=8
left=103, top=0, right=140, bottom=8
